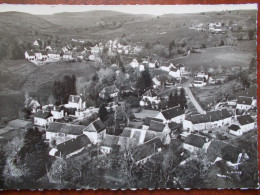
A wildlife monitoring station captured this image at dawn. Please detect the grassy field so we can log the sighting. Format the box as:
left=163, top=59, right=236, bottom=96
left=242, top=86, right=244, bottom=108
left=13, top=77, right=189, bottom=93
left=171, top=43, right=254, bottom=72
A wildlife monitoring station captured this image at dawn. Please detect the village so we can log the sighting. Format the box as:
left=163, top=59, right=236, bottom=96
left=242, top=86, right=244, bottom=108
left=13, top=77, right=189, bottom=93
left=0, top=7, right=258, bottom=189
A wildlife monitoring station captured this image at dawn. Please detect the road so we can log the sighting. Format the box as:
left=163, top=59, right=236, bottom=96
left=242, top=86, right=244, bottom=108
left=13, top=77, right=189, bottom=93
left=158, top=77, right=206, bottom=114
left=182, top=78, right=206, bottom=114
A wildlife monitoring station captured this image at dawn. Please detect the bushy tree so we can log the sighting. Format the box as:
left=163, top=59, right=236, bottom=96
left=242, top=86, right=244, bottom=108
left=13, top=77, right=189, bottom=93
left=98, top=104, right=108, bottom=121
left=136, top=67, right=153, bottom=93
left=179, top=88, right=187, bottom=109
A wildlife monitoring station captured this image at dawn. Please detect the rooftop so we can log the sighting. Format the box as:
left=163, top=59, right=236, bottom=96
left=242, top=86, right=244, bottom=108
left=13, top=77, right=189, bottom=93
left=47, top=122, right=85, bottom=135
left=161, top=106, right=185, bottom=120
left=237, top=115, right=254, bottom=126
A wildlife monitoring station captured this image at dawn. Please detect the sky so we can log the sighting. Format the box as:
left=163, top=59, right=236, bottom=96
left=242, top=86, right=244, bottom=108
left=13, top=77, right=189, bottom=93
left=0, top=4, right=257, bottom=16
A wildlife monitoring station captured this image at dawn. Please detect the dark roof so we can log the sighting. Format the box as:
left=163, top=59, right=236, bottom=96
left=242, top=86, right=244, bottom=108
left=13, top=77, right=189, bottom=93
left=143, top=130, right=160, bottom=143
left=34, top=110, right=52, bottom=119
left=41, top=51, right=47, bottom=55
left=68, top=95, right=82, bottom=103
left=206, top=141, right=242, bottom=163
left=26, top=50, right=35, bottom=56
left=101, top=134, right=120, bottom=147
left=237, top=86, right=257, bottom=99
left=184, top=134, right=207, bottom=148
left=186, top=109, right=232, bottom=124
left=132, top=138, right=164, bottom=162
left=55, top=134, right=91, bottom=157
left=149, top=120, right=166, bottom=132
left=47, top=50, right=60, bottom=55
left=193, top=77, right=204, bottom=82
left=168, top=122, right=182, bottom=131
left=237, top=115, right=254, bottom=126
left=144, top=117, right=163, bottom=126
left=84, top=118, right=105, bottom=133
left=100, top=85, right=119, bottom=95
left=228, top=124, right=240, bottom=131
left=161, top=106, right=184, bottom=120
left=47, top=122, right=85, bottom=135
left=237, top=96, right=253, bottom=105
left=121, top=128, right=132, bottom=137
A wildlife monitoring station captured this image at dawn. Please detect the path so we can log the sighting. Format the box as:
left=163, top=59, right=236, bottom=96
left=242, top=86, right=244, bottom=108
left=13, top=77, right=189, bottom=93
left=182, top=79, right=206, bottom=114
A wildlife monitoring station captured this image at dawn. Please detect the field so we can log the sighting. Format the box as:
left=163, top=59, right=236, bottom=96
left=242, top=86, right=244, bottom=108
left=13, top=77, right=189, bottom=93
left=172, top=42, right=255, bottom=72
left=0, top=59, right=97, bottom=121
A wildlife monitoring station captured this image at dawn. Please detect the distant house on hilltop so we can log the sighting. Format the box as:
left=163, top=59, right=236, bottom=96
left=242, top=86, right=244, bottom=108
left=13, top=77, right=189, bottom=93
left=83, top=118, right=106, bottom=144
left=63, top=51, right=74, bottom=60
left=47, top=50, right=60, bottom=59
left=193, top=77, right=206, bottom=87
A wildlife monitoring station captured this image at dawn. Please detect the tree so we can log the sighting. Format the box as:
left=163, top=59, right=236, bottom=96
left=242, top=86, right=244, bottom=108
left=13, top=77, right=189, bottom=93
left=98, top=104, right=108, bottom=121
left=136, top=67, right=153, bottom=93
left=47, top=158, right=68, bottom=184
left=238, top=71, right=250, bottom=89
left=179, top=88, right=187, bottom=109
left=8, top=41, right=24, bottom=60
left=168, top=93, right=175, bottom=108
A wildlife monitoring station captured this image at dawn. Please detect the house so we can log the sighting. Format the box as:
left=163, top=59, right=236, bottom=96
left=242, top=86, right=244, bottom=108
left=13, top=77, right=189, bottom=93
left=46, top=122, right=85, bottom=144
left=90, top=44, right=102, bottom=54
left=83, top=118, right=106, bottom=144
left=161, top=63, right=175, bottom=72
left=42, top=104, right=64, bottom=120
left=63, top=51, right=74, bottom=60
left=140, top=89, right=161, bottom=109
left=120, top=85, right=135, bottom=95
left=47, top=50, right=60, bottom=59
left=206, top=140, right=247, bottom=167
left=49, top=134, right=91, bottom=159
left=193, top=77, right=206, bottom=87
left=142, top=117, right=163, bottom=129
left=228, top=124, right=242, bottom=136
left=100, top=134, right=120, bottom=154
left=131, top=138, right=164, bottom=165
left=99, top=85, right=119, bottom=99
left=236, top=115, right=255, bottom=133
left=50, top=106, right=64, bottom=120
left=34, top=110, right=53, bottom=127
left=183, top=109, right=232, bottom=132
left=152, top=76, right=161, bottom=88
left=149, top=120, right=171, bottom=134
left=197, top=72, right=209, bottom=80
left=66, top=95, right=86, bottom=110
left=169, top=68, right=181, bottom=78
left=183, top=134, right=210, bottom=153
left=121, top=127, right=165, bottom=145
left=155, top=106, right=185, bottom=124
left=236, top=96, right=255, bottom=110
left=33, top=39, right=42, bottom=47
left=24, top=51, right=36, bottom=61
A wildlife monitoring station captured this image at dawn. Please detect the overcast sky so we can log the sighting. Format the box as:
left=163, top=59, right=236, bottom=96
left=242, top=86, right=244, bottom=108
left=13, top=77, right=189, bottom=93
left=0, top=4, right=257, bottom=15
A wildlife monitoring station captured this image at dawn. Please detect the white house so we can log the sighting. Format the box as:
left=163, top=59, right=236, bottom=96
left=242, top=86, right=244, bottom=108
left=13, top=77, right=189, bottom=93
left=46, top=122, right=85, bottom=146
left=236, top=115, right=255, bottom=133
left=193, top=77, right=206, bottom=87
left=236, top=96, right=255, bottom=110
left=66, top=95, right=86, bottom=110
left=83, top=118, right=106, bottom=144
left=33, top=40, right=41, bottom=47
left=155, top=106, right=185, bottom=124
left=152, top=76, right=161, bottom=88
left=47, top=50, right=60, bottom=59
left=149, top=60, right=160, bottom=69
left=169, top=68, right=181, bottom=78
left=90, top=44, right=102, bottom=54
left=161, top=63, right=175, bottom=72
left=183, top=109, right=233, bottom=132
left=183, top=134, right=210, bottom=153
left=34, top=110, right=54, bottom=127
left=50, top=106, right=64, bottom=120
left=197, top=71, right=209, bottom=80
left=24, top=51, right=36, bottom=61
left=63, top=52, right=74, bottom=60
